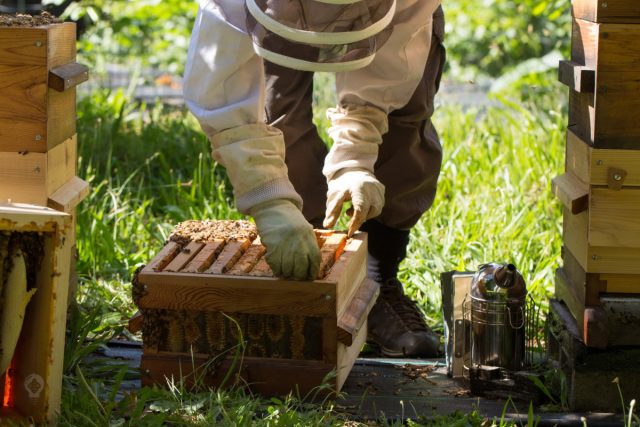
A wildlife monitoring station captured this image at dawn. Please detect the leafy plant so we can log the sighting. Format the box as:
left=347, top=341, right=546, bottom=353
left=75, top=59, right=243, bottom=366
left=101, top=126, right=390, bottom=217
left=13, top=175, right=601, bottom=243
left=444, top=0, right=571, bottom=79
left=43, top=0, right=197, bottom=74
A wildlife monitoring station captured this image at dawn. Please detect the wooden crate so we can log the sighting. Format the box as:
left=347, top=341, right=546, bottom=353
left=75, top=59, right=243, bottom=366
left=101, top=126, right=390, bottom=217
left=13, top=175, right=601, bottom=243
left=572, top=0, right=640, bottom=23
left=560, top=19, right=640, bottom=148
left=0, top=204, right=72, bottom=425
left=0, top=22, right=88, bottom=153
left=134, top=228, right=378, bottom=395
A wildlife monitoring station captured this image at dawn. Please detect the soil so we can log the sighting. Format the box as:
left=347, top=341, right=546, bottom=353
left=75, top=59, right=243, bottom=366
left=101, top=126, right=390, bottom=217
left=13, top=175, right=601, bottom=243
left=0, top=12, right=61, bottom=27
left=169, top=220, right=258, bottom=245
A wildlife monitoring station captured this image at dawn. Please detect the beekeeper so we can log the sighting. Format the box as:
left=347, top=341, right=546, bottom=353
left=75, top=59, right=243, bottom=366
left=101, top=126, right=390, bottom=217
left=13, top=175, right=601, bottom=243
left=184, top=0, right=445, bottom=357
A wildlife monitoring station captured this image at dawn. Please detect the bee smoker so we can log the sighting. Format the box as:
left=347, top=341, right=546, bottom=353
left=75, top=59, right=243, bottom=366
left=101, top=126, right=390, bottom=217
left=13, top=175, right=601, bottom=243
left=464, top=263, right=527, bottom=380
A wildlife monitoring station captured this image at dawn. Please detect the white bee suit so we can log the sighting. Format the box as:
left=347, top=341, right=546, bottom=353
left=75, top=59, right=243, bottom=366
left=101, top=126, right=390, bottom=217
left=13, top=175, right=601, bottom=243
left=183, top=0, right=440, bottom=280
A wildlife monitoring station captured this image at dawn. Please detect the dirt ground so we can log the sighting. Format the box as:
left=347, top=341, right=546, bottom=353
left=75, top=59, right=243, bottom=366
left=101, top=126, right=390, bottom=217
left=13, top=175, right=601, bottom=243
left=0, top=12, right=60, bottom=27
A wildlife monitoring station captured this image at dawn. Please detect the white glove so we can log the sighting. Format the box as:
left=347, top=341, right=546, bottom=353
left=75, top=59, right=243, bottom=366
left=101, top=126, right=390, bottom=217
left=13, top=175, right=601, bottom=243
left=323, top=168, right=385, bottom=237
left=250, top=199, right=320, bottom=280
left=209, top=123, right=319, bottom=280
left=322, top=105, right=388, bottom=236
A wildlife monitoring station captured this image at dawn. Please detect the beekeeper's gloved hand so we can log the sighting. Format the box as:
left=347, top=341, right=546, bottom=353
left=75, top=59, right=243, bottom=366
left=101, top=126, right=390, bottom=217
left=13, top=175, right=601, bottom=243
left=250, top=199, right=320, bottom=280
left=324, top=168, right=384, bottom=237
left=210, top=123, right=320, bottom=280
left=323, top=105, right=389, bottom=237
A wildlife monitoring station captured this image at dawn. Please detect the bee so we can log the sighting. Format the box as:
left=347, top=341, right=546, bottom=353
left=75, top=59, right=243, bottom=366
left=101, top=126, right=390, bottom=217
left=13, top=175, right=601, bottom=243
left=184, top=311, right=202, bottom=348
left=166, top=311, right=185, bottom=353
left=205, top=311, right=226, bottom=352
left=289, top=316, right=306, bottom=359
left=141, top=309, right=166, bottom=352
left=266, top=315, right=285, bottom=343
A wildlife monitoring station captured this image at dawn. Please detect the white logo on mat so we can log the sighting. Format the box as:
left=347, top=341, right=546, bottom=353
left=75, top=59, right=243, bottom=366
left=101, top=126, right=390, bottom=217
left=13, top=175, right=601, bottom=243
left=24, top=374, right=44, bottom=400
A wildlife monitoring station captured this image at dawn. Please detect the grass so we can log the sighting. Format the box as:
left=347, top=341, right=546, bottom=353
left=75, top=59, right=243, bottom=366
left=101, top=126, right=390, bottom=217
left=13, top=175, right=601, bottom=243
left=59, top=70, right=570, bottom=425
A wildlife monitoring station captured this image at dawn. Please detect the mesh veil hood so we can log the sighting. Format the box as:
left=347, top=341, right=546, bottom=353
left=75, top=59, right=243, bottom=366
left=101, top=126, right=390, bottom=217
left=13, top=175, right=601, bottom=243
left=245, top=0, right=396, bottom=71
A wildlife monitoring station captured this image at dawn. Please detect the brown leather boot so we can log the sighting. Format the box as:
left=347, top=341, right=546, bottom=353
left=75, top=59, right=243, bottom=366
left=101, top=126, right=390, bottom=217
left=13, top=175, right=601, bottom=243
left=367, top=279, right=444, bottom=358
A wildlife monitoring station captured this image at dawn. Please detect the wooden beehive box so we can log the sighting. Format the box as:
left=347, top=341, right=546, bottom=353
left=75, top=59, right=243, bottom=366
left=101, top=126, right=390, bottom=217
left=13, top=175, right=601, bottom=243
left=0, top=204, right=72, bottom=425
left=0, top=16, right=89, bottom=207
left=0, top=19, right=88, bottom=153
left=572, top=0, right=640, bottom=24
left=553, top=130, right=640, bottom=347
left=554, top=130, right=640, bottom=274
left=559, top=16, right=640, bottom=148
left=132, top=221, right=378, bottom=395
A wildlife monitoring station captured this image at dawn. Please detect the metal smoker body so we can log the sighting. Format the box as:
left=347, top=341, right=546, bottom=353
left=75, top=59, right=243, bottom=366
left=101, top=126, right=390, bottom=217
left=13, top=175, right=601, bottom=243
left=468, top=263, right=527, bottom=374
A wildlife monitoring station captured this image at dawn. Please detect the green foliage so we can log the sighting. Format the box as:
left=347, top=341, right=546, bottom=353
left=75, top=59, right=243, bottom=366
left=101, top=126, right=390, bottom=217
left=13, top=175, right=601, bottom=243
left=43, top=0, right=197, bottom=74
left=47, top=0, right=571, bottom=80
left=444, top=0, right=571, bottom=78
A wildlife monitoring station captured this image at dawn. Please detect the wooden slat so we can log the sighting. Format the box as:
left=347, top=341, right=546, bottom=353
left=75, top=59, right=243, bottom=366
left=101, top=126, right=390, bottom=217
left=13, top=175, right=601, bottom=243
left=593, top=75, right=640, bottom=148
left=0, top=204, right=68, bottom=232
left=48, top=62, right=89, bottom=92
left=0, top=151, right=46, bottom=204
left=584, top=307, right=608, bottom=348
left=47, top=86, right=76, bottom=149
left=566, top=129, right=592, bottom=184
left=46, top=24, right=78, bottom=149
left=315, top=229, right=335, bottom=247
left=46, top=135, right=77, bottom=195
left=47, top=176, right=89, bottom=213
left=323, top=233, right=368, bottom=318
left=228, top=238, right=266, bottom=275
left=145, top=241, right=180, bottom=272
left=0, top=134, right=79, bottom=205
left=317, top=233, right=347, bottom=279
left=555, top=267, right=586, bottom=334
left=247, top=257, right=274, bottom=277
left=571, top=18, right=599, bottom=68
left=571, top=19, right=640, bottom=72
left=137, top=270, right=336, bottom=316
left=205, top=239, right=250, bottom=275
left=128, top=311, right=143, bottom=334
left=552, top=173, right=589, bottom=214
left=181, top=240, right=225, bottom=273
left=561, top=247, right=604, bottom=307
left=590, top=187, right=640, bottom=247
left=601, top=274, right=640, bottom=293
left=47, top=23, right=77, bottom=69
left=567, top=129, right=640, bottom=186
left=337, top=278, right=379, bottom=346
left=568, top=91, right=595, bottom=146
left=336, top=318, right=367, bottom=391
left=564, top=208, right=640, bottom=273
left=558, top=60, right=595, bottom=93
left=596, top=23, right=640, bottom=73
left=573, top=0, right=640, bottom=23
left=164, top=241, right=204, bottom=272
left=0, top=28, right=48, bottom=66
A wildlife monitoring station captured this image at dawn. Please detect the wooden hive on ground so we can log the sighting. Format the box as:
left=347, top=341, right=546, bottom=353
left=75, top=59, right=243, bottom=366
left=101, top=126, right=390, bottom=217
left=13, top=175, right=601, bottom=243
left=551, top=0, right=640, bottom=411
left=132, top=220, right=377, bottom=395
